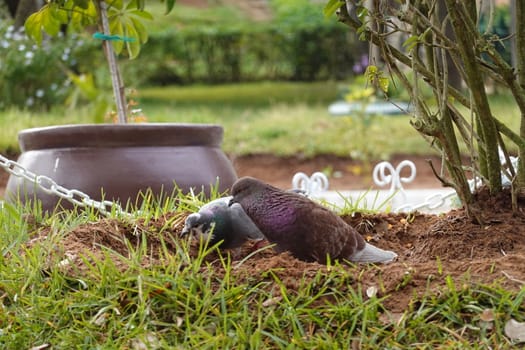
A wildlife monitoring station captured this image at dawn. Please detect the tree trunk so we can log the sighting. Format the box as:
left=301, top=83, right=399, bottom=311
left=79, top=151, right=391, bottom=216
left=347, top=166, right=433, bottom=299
left=515, top=0, right=525, bottom=186
left=13, top=0, right=39, bottom=28
left=4, top=0, right=19, bottom=17
left=437, top=0, right=462, bottom=92
left=444, top=0, right=502, bottom=193
left=95, top=0, right=128, bottom=123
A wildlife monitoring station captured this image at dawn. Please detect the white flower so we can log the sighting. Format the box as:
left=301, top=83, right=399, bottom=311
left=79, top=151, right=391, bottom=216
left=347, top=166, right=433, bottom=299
left=13, top=32, right=25, bottom=41
left=36, top=89, right=45, bottom=98
left=26, top=97, right=34, bottom=106
left=50, top=83, right=58, bottom=91
left=18, top=44, right=25, bottom=51
left=0, top=40, right=8, bottom=49
left=25, top=51, right=34, bottom=59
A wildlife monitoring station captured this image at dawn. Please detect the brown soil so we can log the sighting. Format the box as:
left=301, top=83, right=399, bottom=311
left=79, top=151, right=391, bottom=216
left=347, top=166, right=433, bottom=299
left=12, top=154, right=525, bottom=313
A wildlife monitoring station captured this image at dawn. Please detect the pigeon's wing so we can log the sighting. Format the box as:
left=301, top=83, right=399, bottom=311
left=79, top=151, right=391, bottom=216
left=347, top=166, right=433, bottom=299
left=229, top=203, right=265, bottom=240
left=301, top=204, right=354, bottom=262
left=200, top=196, right=232, bottom=211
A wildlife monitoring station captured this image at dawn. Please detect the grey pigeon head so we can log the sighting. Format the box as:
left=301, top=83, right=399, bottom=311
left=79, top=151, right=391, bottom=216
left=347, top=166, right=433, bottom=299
left=231, top=176, right=397, bottom=264
left=181, top=196, right=264, bottom=249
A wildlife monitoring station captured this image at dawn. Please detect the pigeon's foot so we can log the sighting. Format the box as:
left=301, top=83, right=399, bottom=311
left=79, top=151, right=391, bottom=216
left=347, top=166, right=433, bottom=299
left=348, top=243, right=398, bottom=263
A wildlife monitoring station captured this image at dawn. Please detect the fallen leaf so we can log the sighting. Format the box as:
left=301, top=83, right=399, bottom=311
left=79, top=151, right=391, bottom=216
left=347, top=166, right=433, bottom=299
left=505, top=319, right=525, bottom=343
left=378, top=312, right=405, bottom=326
left=130, top=332, right=161, bottom=350
left=262, top=296, right=283, bottom=307
left=30, top=345, right=50, bottom=350
left=478, top=308, right=495, bottom=330
left=366, top=286, right=378, bottom=298
left=479, top=308, right=495, bottom=322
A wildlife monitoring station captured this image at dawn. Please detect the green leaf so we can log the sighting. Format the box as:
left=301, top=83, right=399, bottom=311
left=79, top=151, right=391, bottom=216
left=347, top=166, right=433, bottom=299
left=356, top=6, right=368, bottom=21
left=129, top=9, right=154, bottom=21
left=50, top=3, right=69, bottom=25
left=109, top=0, right=124, bottom=10
left=365, top=65, right=378, bottom=76
left=124, top=22, right=141, bottom=58
left=130, top=16, right=148, bottom=43
left=73, top=0, right=89, bottom=9
left=67, top=72, right=98, bottom=100
left=323, top=0, right=344, bottom=17
left=126, top=0, right=142, bottom=10
left=24, top=4, right=68, bottom=44
left=402, top=35, right=419, bottom=51
left=69, top=2, right=97, bottom=32
left=109, top=20, right=125, bottom=55
left=164, top=0, right=176, bottom=14
left=378, top=77, right=389, bottom=93
left=25, top=9, right=46, bottom=44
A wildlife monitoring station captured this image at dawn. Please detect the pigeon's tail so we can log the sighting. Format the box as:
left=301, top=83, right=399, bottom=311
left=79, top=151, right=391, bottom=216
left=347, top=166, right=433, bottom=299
left=348, top=243, right=398, bottom=263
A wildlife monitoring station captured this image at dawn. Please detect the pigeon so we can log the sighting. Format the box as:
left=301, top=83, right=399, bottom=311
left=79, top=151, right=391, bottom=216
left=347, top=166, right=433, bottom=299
left=181, top=196, right=265, bottom=249
left=230, top=176, right=398, bottom=264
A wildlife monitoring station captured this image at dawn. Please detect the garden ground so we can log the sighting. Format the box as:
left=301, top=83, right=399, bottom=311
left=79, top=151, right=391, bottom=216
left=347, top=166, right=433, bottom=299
left=4, top=153, right=524, bottom=315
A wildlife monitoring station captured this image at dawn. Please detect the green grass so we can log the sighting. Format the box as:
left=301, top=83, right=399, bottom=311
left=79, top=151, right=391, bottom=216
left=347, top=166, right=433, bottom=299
left=0, top=194, right=523, bottom=348
left=0, top=82, right=521, bottom=159
left=144, top=1, right=249, bottom=32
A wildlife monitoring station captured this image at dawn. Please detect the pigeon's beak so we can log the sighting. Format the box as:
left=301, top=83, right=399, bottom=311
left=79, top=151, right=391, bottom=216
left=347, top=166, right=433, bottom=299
left=228, top=198, right=237, bottom=207
left=180, top=226, right=190, bottom=237
left=181, top=213, right=198, bottom=237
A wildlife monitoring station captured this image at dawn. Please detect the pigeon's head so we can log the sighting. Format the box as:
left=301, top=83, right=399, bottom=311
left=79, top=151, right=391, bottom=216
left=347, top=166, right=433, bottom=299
left=230, top=176, right=268, bottom=204
left=181, top=212, right=216, bottom=242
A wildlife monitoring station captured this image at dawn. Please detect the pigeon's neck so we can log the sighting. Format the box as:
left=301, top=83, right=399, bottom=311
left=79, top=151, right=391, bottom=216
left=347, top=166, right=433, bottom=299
left=251, top=194, right=296, bottom=232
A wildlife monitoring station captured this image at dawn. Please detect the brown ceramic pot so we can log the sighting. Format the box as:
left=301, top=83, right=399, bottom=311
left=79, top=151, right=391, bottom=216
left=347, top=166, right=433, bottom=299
left=5, top=123, right=237, bottom=211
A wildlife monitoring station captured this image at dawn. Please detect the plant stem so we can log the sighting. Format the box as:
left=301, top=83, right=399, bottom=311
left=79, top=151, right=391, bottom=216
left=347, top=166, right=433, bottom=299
left=97, top=0, right=127, bottom=123
left=516, top=0, right=525, bottom=186
left=445, top=0, right=501, bottom=193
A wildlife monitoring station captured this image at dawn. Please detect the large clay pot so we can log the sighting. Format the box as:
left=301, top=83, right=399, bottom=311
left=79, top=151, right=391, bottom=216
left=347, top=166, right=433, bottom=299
left=5, top=123, right=237, bottom=212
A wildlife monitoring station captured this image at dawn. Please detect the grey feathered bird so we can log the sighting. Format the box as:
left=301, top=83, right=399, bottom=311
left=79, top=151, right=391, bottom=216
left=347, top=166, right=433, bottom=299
left=230, top=176, right=398, bottom=264
left=181, top=196, right=265, bottom=249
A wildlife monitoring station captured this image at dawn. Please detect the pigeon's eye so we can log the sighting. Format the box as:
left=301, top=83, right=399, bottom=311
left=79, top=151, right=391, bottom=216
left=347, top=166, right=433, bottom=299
left=203, top=222, right=216, bottom=234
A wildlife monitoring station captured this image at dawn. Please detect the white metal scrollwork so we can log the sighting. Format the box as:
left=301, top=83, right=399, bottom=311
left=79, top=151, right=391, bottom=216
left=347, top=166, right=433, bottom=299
left=373, top=160, right=416, bottom=205
left=292, top=172, right=329, bottom=195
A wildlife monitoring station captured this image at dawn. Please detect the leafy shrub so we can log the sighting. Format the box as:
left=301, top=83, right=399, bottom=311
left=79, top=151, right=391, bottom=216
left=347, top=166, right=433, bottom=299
left=0, top=22, right=79, bottom=110
left=125, top=22, right=362, bottom=86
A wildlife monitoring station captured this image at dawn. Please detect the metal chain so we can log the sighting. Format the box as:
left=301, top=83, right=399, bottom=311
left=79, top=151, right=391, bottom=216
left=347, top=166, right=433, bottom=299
left=0, top=153, right=130, bottom=216
left=393, top=190, right=458, bottom=213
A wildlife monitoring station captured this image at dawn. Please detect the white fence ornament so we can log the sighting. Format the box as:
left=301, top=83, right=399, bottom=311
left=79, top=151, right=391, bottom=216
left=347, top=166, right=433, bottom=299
left=292, top=172, right=329, bottom=195
left=372, top=160, right=416, bottom=206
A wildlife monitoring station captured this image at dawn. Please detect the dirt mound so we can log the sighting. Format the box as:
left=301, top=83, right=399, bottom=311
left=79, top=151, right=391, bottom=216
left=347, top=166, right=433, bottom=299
left=25, top=189, right=525, bottom=312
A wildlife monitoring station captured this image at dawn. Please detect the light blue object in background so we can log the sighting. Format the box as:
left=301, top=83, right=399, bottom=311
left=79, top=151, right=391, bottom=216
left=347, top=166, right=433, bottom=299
left=328, top=100, right=413, bottom=116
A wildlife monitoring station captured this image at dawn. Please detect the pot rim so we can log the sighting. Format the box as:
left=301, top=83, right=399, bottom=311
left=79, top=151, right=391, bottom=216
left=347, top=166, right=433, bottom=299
left=18, top=123, right=225, bottom=151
